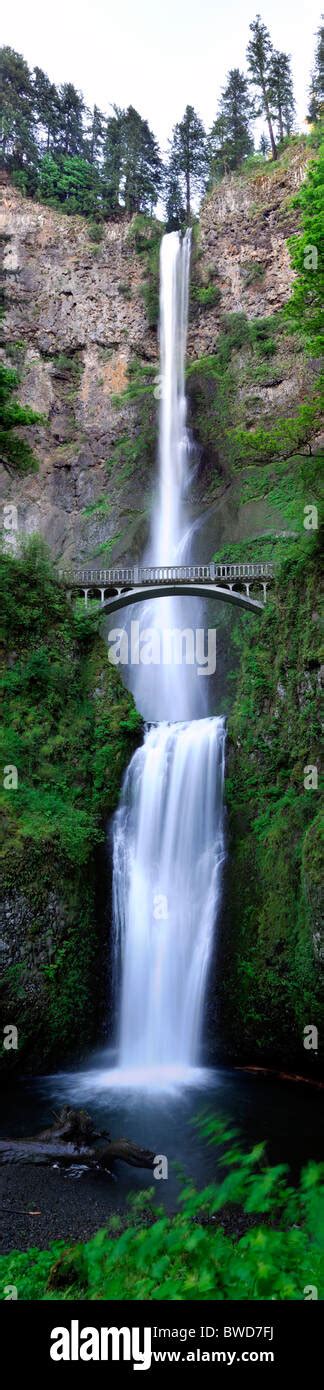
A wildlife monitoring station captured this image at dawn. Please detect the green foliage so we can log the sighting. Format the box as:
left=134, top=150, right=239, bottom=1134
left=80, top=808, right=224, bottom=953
left=287, top=142, right=324, bottom=352
left=166, top=105, right=207, bottom=219
left=0, top=360, right=42, bottom=474
left=37, top=153, right=103, bottom=217
left=0, top=540, right=141, bottom=1068
left=1, top=1118, right=323, bottom=1300
left=81, top=495, right=111, bottom=519
left=0, top=47, right=163, bottom=219
left=186, top=311, right=284, bottom=470
left=247, top=16, right=278, bottom=160
left=307, top=21, right=324, bottom=124
left=0, top=46, right=38, bottom=186
left=94, top=532, right=123, bottom=558
left=107, top=358, right=157, bottom=497
left=53, top=353, right=82, bottom=376
left=248, top=314, right=278, bottom=348
left=209, top=69, right=254, bottom=179
left=230, top=384, right=323, bottom=464
left=87, top=218, right=104, bottom=244
left=193, top=284, right=221, bottom=308
left=0, top=539, right=140, bottom=859
left=268, top=50, right=295, bottom=143
left=222, top=534, right=323, bottom=1061
left=126, top=214, right=163, bottom=328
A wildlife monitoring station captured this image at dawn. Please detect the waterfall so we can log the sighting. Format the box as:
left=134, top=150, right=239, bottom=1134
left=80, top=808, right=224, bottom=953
left=113, top=718, right=225, bottom=1077
left=112, top=230, right=225, bottom=1083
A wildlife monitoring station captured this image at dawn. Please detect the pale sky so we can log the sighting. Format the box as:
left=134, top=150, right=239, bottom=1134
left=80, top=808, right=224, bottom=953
left=1, top=1, right=321, bottom=153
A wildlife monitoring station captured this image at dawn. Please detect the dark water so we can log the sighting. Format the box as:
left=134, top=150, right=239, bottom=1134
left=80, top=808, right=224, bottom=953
left=1, top=1052, right=323, bottom=1209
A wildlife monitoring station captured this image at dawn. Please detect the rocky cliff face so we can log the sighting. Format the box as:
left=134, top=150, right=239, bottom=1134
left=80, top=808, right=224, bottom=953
left=190, top=146, right=309, bottom=350
left=0, top=145, right=313, bottom=571
left=0, top=190, right=157, bottom=565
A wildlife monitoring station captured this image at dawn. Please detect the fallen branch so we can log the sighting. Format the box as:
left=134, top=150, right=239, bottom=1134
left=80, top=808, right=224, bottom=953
left=0, top=1107, right=155, bottom=1174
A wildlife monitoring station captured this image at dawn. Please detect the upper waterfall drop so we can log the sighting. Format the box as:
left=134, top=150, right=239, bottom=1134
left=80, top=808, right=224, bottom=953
left=152, top=229, right=192, bottom=561
left=125, top=227, right=208, bottom=723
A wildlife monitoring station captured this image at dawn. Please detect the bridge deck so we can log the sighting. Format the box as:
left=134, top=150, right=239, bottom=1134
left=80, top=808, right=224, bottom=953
left=57, top=561, right=274, bottom=615
left=59, top=561, right=275, bottom=586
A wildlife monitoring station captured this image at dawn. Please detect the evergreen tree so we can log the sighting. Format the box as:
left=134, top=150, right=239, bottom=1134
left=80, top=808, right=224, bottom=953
left=247, top=15, right=278, bottom=160
left=121, top=106, right=163, bottom=214
left=86, top=104, right=106, bottom=166
left=168, top=105, right=207, bottom=218
left=102, top=106, right=162, bottom=215
left=33, top=66, right=60, bottom=154
left=55, top=83, right=85, bottom=157
left=0, top=47, right=37, bottom=176
left=164, top=148, right=186, bottom=229
left=209, top=69, right=254, bottom=177
left=259, top=132, right=269, bottom=156
left=102, top=107, right=124, bottom=213
left=269, top=50, right=295, bottom=141
left=208, top=114, right=232, bottom=179
left=307, top=18, right=324, bottom=123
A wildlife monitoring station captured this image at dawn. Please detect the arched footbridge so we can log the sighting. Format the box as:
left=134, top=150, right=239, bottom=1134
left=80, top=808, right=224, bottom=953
left=58, top=561, right=275, bottom=616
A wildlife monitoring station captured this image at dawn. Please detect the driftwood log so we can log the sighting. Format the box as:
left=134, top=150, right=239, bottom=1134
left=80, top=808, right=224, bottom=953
left=0, top=1106, right=155, bottom=1174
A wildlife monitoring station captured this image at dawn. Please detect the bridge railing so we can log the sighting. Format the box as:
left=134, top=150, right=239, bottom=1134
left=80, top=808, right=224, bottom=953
left=58, top=561, right=275, bottom=586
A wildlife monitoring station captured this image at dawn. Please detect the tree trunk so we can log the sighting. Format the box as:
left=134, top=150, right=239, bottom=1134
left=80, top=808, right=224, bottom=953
left=0, top=1108, right=155, bottom=1174
left=0, top=1138, right=155, bottom=1170
left=263, top=83, right=277, bottom=160
left=278, top=101, right=284, bottom=143
left=185, top=164, right=191, bottom=219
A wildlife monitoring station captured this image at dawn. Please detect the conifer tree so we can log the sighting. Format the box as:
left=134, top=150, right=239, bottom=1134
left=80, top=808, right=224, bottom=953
left=0, top=47, right=37, bottom=175
left=101, top=108, right=122, bottom=213
left=33, top=67, right=60, bottom=154
left=269, top=50, right=295, bottom=141
left=247, top=15, right=278, bottom=160
left=307, top=18, right=324, bottom=123
left=168, top=105, right=207, bottom=218
left=86, top=104, right=106, bottom=166
left=209, top=69, right=254, bottom=176
left=121, top=106, right=162, bottom=214
left=164, top=148, right=186, bottom=229
left=55, top=83, right=85, bottom=157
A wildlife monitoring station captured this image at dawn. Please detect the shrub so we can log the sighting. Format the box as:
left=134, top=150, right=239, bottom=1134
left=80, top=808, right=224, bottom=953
left=193, top=284, right=222, bottom=307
